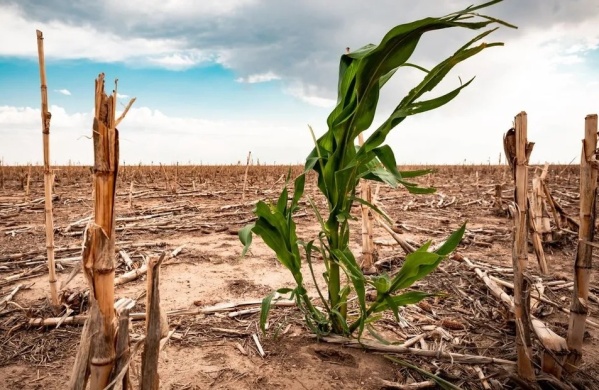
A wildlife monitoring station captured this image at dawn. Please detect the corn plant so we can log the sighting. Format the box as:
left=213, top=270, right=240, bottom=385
left=240, top=0, right=513, bottom=336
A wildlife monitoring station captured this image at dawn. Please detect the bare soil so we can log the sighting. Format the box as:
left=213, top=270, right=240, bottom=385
left=0, top=164, right=598, bottom=389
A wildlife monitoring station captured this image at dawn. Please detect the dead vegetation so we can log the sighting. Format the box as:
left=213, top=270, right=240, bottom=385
left=1, top=162, right=599, bottom=389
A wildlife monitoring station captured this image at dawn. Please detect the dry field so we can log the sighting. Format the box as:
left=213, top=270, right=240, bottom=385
left=0, top=164, right=597, bottom=389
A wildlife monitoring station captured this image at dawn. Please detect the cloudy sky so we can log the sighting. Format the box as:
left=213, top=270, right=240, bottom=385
left=1, top=0, right=598, bottom=165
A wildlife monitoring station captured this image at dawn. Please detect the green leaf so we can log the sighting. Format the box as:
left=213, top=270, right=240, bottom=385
left=239, top=223, right=255, bottom=257
left=292, top=174, right=306, bottom=210
left=399, top=179, right=436, bottom=194
left=333, top=248, right=367, bottom=335
left=370, top=274, right=392, bottom=295
left=252, top=202, right=299, bottom=272
left=399, top=77, right=475, bottom=117
left=469, top=14, right=517, bottom=29
left=399, top=169, right=434, bottom=178
left=363, top=314, right=383, bottom=325
left=399, top=62, right=430, bottom=74
left=358, top=146, right=401, bottom=187
left=361, top=39, right=504, bottom=154
left=435, top=223, right=466, bottom=256
left=452, top=0, right=503, bottom=15
left=330, top=308, right=350, bottom=334
left=351, top=196, right=392, bottom=225
left=252, top=220, right=293, bottom=269
left=390, top=251, right=443, bottom=291
left=379, top=67, right=399, bottom=89
left=456, top=27, right=499, bottom=53
left=385, top=295, right=401, bottom=321
left=373, top=291, right=436, bottom=313
left=362, top=168, right=398, bottom=187
left=305, top=155, right=319, bottom=171
left=372, top=145, right=401, bottom=178
left=366, top=324, right=392, bottom=345
left=302, top=240, right=330, bottom=313
left=276, top=186, right=289, bottom=214
left=416, top=241, right=432, bottom=252
left=260, top=291, right=276, bottom=333
left=306, top=196, right=326, bottom=231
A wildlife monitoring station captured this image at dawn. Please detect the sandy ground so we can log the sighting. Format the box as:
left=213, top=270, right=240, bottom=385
left=0, top=165, right=597, bottom=389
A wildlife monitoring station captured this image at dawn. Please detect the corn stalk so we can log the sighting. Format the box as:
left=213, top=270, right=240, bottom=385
left=241, top=151, right=252, bottom=201
left=70, top=74, right=134, bottom=390
left=358, top=133, right=376, bottom=274
left=506, top=113, right=535, bottom=381
left=566, top=114, right=598, bottom=371
left=241, top=0, right=514, bottom=336
left=36, top=30, right=59, bottom=307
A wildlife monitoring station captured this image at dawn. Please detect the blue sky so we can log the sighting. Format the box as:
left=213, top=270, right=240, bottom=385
left=0, top=56, right=329, bottom=164
left=0, top=58, right=322, bottom=120
left=1, top=0, right=599, bottom=165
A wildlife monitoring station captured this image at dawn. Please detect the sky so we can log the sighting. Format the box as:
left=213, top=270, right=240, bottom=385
left=0, top=0, right=598, bottom=165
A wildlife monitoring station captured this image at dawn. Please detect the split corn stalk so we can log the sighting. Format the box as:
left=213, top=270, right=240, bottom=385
left=509, top=112, right=535, bottom=381
left=566, top=114, right=598, bottom=371
left=70, top=74, right=134, bottom=390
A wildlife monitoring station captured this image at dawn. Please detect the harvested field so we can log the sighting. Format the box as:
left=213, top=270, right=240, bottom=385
left=0, top=164, right=598, bottom=389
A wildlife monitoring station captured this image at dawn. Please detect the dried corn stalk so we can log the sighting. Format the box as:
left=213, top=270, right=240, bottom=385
left=36, top=30, right=58, bottom=306
left=506, top=113, right=535, bottom=381
left=70, top=74, right=135, bottom=390
left=566, top=114, right=598, bottom=372
left=358, top=133, right=376, bottom=273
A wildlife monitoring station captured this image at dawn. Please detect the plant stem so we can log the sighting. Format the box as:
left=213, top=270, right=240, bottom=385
left=305, top=248, right=331, bottom=313
left=300, top=291, right=319, bottom=318
left=292, top=280, right=325, bottom=329
left=566, top=114, right=598, bottom=372
left=511, top=112, right=535, bottom=381
left=36, top=30, right=59, bottom=308
left=329, top=263, right=342, bottom=331
left=326, top=219, right=343, bottom=333
left=349, top=298, right=382, bottom=334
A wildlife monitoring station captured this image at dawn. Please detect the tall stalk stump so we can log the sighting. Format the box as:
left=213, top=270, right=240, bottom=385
left=504, top=112, right=535, bottom=381
left=36, top=30, right=58, bottom=307
left=566, top=114, right=598, bottom=372
left=69, top=74, right=135, bottom=390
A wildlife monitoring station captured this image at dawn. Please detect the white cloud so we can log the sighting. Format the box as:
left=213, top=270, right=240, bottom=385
left=4, top=1, right=599, bottom=109
left=0, top=106, right=39, bottom=126
left=551, top=54, right=584, bottom=65
left=380, top=25, right=599, bottom=165
left=285, top=83, right=336, bottom=108
left=104, top=0, right=255, bottom=20
left=0, top=4, right=206, bottom=64
left=55, top=89, right=71, bottom=96
left=148, top=51, right=216, bottom=70
left=0, top=105, right=312, bottom=165
left=236, top=71, right=281, bottom=84
left=116, top=93, right=129, bottom=99
left=2, top=1, right=599, bottom=164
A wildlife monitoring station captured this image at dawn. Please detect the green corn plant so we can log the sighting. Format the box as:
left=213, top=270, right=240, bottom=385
left=240, top=0, right=514, bottom=336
